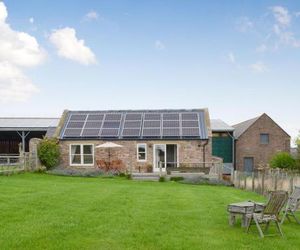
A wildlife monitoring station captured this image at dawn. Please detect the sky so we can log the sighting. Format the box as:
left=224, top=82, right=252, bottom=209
left=0, top=0, right=299, bottom=142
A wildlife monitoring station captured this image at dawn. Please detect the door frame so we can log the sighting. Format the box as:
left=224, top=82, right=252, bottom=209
left=153, top=144, right=167, bottom=172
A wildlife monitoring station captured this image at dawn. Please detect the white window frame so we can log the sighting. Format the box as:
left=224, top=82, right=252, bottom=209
left=137, top=143, right=147, bottom=162
left=69, top=144, right=94, bottom=166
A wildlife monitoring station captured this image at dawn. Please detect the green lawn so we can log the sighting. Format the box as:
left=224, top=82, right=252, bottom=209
left=0, top=174, right=299, bottom=250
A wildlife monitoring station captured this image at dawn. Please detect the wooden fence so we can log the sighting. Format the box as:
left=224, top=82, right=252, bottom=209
left=232, top=169, right=300, bottom=195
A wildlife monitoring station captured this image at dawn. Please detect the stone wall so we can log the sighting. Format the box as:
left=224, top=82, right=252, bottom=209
left=235, top=114, right=290, bottom=171
left=59, top=139, right=212, bottom=173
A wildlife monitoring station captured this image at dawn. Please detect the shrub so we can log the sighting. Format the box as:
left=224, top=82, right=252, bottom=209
left=159, top=176, right=165, bottom=182
left=170, top=176, right=184, bottom=182
left=38, top=138, right=60, bottom=170
left=270, top=152, right=296, bottom=169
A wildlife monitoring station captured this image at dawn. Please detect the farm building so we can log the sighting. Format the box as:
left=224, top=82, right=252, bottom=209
left=0, top=118, right=59, bottom=155
left=233, top=113, right=291, bottom=171
left=55, top=109, right=216, bottom=173
left=210, top=119, right=235, bottom=174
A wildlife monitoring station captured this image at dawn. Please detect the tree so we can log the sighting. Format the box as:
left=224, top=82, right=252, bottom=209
left=296, top=131, right=300, bottom=157
left=270, top=152, right=296, bottom=170
left=37, top=138, right=60, bottom=170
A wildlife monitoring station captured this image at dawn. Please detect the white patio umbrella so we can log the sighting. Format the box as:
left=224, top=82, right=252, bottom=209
left=96, top=142, right=123, bottom=166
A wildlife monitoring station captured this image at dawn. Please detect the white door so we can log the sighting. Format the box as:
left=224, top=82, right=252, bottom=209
left=153, top=144, right=166, bottom=172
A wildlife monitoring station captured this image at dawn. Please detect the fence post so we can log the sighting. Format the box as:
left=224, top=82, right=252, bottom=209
left=261, top=170, right=265, bottom=195
left=290, top=175, right=294, bottom=194
left=274, top=170, right=278, bottom=191
left=252, top=171, right=255, bottom=192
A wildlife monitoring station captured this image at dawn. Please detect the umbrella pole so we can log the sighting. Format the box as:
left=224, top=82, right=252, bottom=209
left=108, top=148, right=111, bottom=168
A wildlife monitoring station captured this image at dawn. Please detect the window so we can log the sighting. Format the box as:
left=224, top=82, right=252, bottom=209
left=260, top=133, right=269, bottom=144
left=137, top=143, right=147, bottom=161
left=70, top=144, right=94, bottom=166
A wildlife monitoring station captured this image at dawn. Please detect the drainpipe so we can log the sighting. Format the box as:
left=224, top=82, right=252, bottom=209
left=201, top=139, right=209, bottom=168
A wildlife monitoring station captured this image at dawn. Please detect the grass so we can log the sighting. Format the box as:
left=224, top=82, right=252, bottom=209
left=0, top=173, right=299, bottom=250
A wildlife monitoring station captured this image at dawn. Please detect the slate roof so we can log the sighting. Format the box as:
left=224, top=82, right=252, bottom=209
left=0, top=118, right=60, bottom=131
left=232, top=116, right=260, bottom=138
left=210, top=119, right=234, bottom=132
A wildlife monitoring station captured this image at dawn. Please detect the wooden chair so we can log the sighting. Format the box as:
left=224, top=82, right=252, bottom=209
left=246, top=191, right=288, bottom=238
left=96, top=160, right=108, bottom=171
left=281, top=186, right=300, bottom=225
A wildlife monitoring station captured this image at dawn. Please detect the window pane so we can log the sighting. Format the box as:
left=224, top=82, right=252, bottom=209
left=71, top=145, right=81, bottom=154
left=83, top=145, right=93, bottom=154
left=137, top=144, right=146, bottom=161
left=83, top=155, right=94, bottom=164
left=71, top=154, right=81, bottom=164
left=260, top=134, right=269, bottom=144
left=139, top=152, right=146, bottom=160
left=138, top=145, right=146, bottom=153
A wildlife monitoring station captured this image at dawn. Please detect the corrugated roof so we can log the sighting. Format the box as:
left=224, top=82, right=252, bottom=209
left=211, top=119, right=234, bottom=132
left=60, top=109, right=209, bottom=140
left=0, top=118, right=59, bottom=131
left=232, top=116, right=260, bottom=138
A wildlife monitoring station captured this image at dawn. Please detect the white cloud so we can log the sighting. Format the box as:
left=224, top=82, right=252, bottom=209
left=236, top=16, right=253, bottom=32
left=29, top=17, right=34, bottom=24
left=228, top=52, right=236, bottom=64
left=0, top=2, right=45, bottom=102
left=256, top=44, right=267, bottom=53
left=0, top=62, right=38, bottom=102
left=271, top=6, right=291, bottom=27
left=85, top=10, right=98, bottom=21
left=155, top=40, right=165, bottom=50
left=49, top=27, right=97, bottom=65
left=250, top=61, right=268, bottom=73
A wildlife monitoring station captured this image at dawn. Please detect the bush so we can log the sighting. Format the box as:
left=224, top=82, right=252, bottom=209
left=38, top=138, right=60, bottom=170
left=170, top=176, right=184, bottom=182
left=159, top=176, right=166, bottom=182
left=270, top=152, right=296, bottom=169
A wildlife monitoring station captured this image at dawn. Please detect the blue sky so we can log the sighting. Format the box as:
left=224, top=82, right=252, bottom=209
left=0, top=1, right=299, bottom=141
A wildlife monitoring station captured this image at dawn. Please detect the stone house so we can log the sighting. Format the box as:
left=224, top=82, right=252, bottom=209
left=55, top=109, right=213, bottom=173
left=233, top=113, right=290, bottom=171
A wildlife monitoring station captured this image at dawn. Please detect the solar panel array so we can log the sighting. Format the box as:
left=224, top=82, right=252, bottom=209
left=61, top=110, right=208, bottom=139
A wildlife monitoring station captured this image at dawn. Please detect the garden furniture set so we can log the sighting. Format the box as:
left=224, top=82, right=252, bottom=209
left=228, top=186, right=300, bottom=238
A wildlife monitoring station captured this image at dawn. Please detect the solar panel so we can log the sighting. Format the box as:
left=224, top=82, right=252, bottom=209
left=102, top=121, right=121, bottom=128
left=124, top=121, right=142, bottom=128
left=66, top=121, right=85, bottom=129
left=87, top=114, right=104, bottom=121
left=144, top=120, right=160, bottom=128
left=81, top=129, right=100, bottom=137
left=69, top=114, right=87, bottom=121
left=100, top=129, right=119, bottom=137
left=142, top=128, right=161, bottom=137
left=84, top=121, right=102, bottom=129
left=64, top=129, right=82, bottom=137
left=125, top=113, right=142, bottom=120
left=182, top=128, right=200, bottom=137
left=105, top=113, right=122, bottom=120
left=144, top=113, right=161, bottom=120
left=163, top=128, right=180, bottom=137
left=163, top=120, right=180, bottom=128
left=163, top=113, right=179, bottom=120
left=122, top=128, right=141, bottom=137
left=181, top=113, right=198, bottom=120
left=62, top=110, right=207, bottom=140
left=182, top=120, right=199, bottom=128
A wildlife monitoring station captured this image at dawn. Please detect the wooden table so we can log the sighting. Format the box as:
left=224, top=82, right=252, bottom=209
left=227, top=201, right=264, bottom=227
